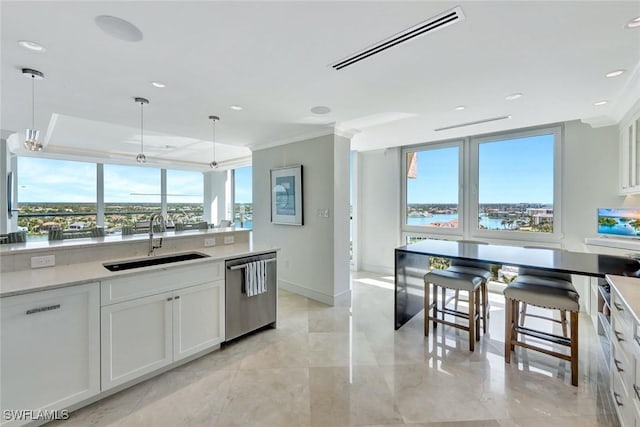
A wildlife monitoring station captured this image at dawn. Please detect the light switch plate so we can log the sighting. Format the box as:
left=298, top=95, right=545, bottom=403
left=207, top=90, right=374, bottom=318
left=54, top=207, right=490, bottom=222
left=204, top=238, right=216, bottom=247
left=224, top=236, right=234, bottom=244
left=31, top=255, right=55, bottom=268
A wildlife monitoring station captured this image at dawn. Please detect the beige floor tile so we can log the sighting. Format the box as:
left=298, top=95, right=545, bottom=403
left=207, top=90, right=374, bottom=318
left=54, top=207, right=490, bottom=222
left=309, top=366, right=403, bottom=426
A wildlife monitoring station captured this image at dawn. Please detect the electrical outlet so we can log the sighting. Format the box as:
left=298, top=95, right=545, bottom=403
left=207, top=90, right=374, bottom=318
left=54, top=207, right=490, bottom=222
left=223, top=235, right=234, bottom=244
left=31, top=255, right=55, bottom=269
left=204, top=238, right=216, bottom=247
left=317, top=208, right=329, bottom=218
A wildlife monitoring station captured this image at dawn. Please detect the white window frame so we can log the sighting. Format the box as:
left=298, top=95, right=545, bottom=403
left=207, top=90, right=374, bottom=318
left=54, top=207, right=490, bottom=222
left=468, top=125, right=563, bottom=243
left=401, top=139, right=464, bottom=238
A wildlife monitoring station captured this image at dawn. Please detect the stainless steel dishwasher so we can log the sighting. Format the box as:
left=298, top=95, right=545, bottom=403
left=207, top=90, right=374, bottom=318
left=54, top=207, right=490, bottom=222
left=225, top=252, right=277, bottom=341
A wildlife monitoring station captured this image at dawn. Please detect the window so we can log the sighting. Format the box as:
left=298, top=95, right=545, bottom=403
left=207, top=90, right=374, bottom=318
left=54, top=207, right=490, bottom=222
left=471, top=127, right=560, bottom=237
left=403, top=142, right=462, bottom=234
left=17, top=157, right=97, bottom=241
left=166, top=169, right=204, bottom=225
left=233, top=166, right=252, bottom=228
left=104, top=164, right=161, bottom=232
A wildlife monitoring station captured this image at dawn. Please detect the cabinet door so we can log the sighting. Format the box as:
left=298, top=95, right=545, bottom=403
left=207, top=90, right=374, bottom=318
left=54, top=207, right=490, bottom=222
left=173, top=281, right=225, bottom=361
left=1, top=283, right=100, bottom=426
left=101, top=291, right=173, bottom=390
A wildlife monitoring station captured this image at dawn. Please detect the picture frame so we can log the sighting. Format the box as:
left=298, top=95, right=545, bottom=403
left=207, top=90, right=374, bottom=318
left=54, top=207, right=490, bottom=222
left=271, top=165, right=303, bottom=225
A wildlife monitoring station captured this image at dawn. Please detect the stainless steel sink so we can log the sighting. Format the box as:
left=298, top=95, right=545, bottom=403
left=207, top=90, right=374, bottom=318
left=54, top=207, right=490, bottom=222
left=103, top=251, right=210, bottom=271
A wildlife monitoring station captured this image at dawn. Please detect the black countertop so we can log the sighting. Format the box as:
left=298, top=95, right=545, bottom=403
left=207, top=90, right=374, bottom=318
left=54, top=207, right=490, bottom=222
left=397, top=240, right=640, bottom=278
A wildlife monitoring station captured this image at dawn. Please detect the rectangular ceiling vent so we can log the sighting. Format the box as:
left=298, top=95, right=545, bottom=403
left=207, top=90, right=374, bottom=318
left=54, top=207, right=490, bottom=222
left=434, top=115, right=511, bottom=132
left=331, top=6, right=464, bottom=71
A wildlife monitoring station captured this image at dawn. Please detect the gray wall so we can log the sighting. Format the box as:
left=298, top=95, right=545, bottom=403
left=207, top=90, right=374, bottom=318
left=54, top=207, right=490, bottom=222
left=252, top=134, right=351, bottom=305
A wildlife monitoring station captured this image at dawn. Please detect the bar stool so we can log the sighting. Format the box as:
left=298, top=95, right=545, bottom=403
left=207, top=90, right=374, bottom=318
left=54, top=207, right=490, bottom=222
left=516, top=267, right=575, bottom=337
left=424, top=270, right=483, bottom=351
left=446, top=254, right=492, bottom=332
left=504, top=275, right=580, bottom=386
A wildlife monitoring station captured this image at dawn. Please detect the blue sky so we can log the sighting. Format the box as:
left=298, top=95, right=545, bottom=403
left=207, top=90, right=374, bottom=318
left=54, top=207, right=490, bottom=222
left=407, top=134, right=554, bottom=204
left=234, top=166, right=252, bottom=204
left=18, top=158, right=204, bottom=204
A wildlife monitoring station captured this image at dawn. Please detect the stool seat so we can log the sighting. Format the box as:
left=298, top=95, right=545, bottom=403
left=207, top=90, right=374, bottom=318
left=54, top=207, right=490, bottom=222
left=425, top=270, right=482, bottom=292
left=514, top=275, right=574, bottom=290
left=446, top=265, right=491, bottom=281
left=504, top=281, right=579, bottom=312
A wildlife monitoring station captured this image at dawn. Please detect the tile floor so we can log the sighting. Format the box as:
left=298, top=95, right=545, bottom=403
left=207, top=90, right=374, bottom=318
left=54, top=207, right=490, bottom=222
left=52, top=271, right=619, bottom=427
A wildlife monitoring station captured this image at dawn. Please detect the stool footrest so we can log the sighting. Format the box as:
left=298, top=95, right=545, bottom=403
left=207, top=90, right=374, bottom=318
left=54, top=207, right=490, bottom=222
left=515, top=325, right=571, bottom=347
left=440, top=306, right=471, bottom=320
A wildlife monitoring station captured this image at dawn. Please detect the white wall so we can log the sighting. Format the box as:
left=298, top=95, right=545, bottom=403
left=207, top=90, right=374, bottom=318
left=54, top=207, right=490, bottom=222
left=0, top=139, right=17, bottom=234
left=356, top=120, right=628, bottom=272
left=252, top=134, right=351, bottom=306
left=203, top=170, right=231, bottom=225
left=356, top=148, right=401, bottom=274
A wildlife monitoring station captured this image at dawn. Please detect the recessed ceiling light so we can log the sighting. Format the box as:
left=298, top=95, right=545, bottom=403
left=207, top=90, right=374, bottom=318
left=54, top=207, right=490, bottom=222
left=454, top=106, right=465, bottom=111
left=95, top=15, right=143, bottom=42
left=310, top=106, right=331, bottom=115
left=18, top=40, right=46, bottom=52
left=230, top=105, right=243, bottom=111
left=151, top=81, right=166, bottom=88
left=627, top=16, right=640, bottom=28
left=605, top=70, right=626, bottom=78
left=593, top=100, right=608, bottom=106
left=505, top=93, right=523, bottom=101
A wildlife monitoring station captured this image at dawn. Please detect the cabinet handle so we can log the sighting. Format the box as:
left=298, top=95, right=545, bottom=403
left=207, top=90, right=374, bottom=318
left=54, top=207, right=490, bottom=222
left=167, top=297, right=173, bottom=301
left=614, top=302, right=624, bottom=312
left=174, top=296, right=180, bottom=300
left=634, top=384, right=640, bottom=400
left=635, top=335, right=640, bottom=347
left=26, top=304, right=60, bottom=315
left=614, top=358, right=624, bottom=373
left=614, top=330, right=625, bottom=342
left=614, top=392, right=623, bottom=407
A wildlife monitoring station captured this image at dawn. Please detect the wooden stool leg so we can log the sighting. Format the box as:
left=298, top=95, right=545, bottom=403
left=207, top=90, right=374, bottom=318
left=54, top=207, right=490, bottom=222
left=468, top=289, right=475, bottom=352
left=475, top=287, right=481, bottom=341
left=454, top=289, right=459, bottom=311
left=561, top=310, right=568, bottom=338
left=432, top=284, right=438, bottom=330
left=441, top=287, right=446, bottom=321
left=482, top=281, right=488, bottom=333
left=511, top=300, right=517, bottom=351
left=570, top=311, right=579, bottom=386
left=424, top=279, right=430, bottom=337
left=505, top=296, right=512, bottom=363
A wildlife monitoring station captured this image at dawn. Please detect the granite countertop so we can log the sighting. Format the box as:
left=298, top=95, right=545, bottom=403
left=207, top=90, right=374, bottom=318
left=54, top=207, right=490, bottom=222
left=606, top=274, right=640, bottom=324
left=0, top=242, right=278, bottom=298
left=0, top=228, right=250, bottom=255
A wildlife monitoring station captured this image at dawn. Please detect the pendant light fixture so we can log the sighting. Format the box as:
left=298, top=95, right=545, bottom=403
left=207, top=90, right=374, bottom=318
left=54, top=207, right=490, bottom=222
left=134, top=97, right=149, bottom=163
left=22, top=68, right=45, bottom=151
left=209, top=115, right=220, bottom=168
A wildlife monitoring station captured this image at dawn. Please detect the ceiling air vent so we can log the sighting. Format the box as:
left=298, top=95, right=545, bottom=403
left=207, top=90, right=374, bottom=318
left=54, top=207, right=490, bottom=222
left=331, top=6, right=464, bottom=71
left=434, top=115, right=511, bottom=132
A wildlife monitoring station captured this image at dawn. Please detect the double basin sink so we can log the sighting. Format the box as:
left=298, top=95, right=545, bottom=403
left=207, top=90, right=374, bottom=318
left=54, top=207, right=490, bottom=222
left=103, top=251, right=210, bottom=272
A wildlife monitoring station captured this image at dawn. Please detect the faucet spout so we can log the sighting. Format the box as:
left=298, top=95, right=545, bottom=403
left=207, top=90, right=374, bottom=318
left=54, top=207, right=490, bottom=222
left=148, top=213, right=164, bottom=256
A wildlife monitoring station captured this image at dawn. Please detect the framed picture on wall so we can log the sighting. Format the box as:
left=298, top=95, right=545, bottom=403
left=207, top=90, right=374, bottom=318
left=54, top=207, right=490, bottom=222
left=271, top=165, right=303, bottom=225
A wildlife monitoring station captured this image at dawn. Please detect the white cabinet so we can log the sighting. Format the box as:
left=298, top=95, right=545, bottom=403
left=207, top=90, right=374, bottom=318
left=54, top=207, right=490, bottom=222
left=619, top=108, right=640, bottom=194
left=101, top=263, right=225, bottom=391
left=1, top=283, right=100, bottom=427
left=101, top=291, right=173, bottom=389
left=608, top=279, right=640, bottom=427
left=173, top=281, right=225, bottom=361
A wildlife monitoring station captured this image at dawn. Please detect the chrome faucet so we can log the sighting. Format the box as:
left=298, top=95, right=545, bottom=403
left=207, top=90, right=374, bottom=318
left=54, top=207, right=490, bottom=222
left=148, top=213, right=164, bottom=256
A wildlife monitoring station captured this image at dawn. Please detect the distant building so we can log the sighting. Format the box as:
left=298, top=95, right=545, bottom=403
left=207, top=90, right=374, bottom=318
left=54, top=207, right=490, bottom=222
left=69, top=222, right=86, bottom=230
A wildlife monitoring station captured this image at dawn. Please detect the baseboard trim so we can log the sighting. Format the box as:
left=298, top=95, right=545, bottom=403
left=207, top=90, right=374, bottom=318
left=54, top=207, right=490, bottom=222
left=278, top=279, right=350, bottom=306
left=359, top=263, right=394, bottom=275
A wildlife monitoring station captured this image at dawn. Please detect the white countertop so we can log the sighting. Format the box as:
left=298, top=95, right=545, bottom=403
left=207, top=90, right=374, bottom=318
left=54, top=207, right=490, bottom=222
left=0, top=242, right=277, bottom=298
left=606, top=274, right=640, bottom=324
left=0, top=228, right=249, bottom=255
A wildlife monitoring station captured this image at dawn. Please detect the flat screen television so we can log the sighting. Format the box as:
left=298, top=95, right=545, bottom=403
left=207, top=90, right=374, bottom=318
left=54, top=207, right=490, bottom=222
left=598, top=208, right=640, bottom=238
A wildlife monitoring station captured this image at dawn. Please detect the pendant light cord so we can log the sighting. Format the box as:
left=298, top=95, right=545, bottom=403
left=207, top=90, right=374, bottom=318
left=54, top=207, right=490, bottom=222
left=212, top=119, right=216, bottom=162
left=31, top=75, right=35, bottom=129
left=140, top=100, right=144, bottom=154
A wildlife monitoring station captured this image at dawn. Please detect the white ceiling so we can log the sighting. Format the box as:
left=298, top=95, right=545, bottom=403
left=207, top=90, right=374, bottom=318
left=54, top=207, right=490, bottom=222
left=1, top=1, right=639, bottom=167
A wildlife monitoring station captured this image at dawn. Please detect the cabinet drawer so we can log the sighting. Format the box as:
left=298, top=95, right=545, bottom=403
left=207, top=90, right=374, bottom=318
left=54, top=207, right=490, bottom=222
left=613, top=337, right=635, bottom=396
left=612, top=288, right=634, bottom=335
left=101, top=261, right=223, bottom=305
left=613, top=367, right=635, bottom=427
